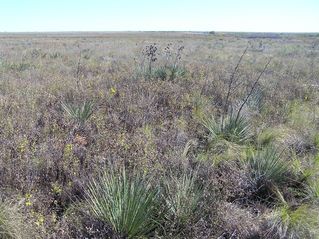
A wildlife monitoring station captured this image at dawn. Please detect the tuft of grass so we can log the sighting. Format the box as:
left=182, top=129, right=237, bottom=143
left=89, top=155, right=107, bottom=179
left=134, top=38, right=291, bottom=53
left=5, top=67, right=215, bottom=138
left=313, top=133, right=319, bottom=149
left=248, top=145, right=289, bottom=185
left=85, top=169, right=164, bottom=238
left=246, top=86, right=264, bottom=113
left=3, top=62, right=32, bottom=72
left=287, top=100, right=318, bottom=130
left=162, top=170, right=203, bottom=226
left=267, top=203, right=319, bottom=239
left=305, top=180, right=319, bottom=203
left=257, top=127, right=282, bottom=146
left=61, top=100, right=94, bottom=125
left=153, top=66, right=186, bottom=81
left=201, top=111, right=252, bottom=145
left=0, top=201, right=31, bottom=239
left=153, top=67, right=168, bottom=80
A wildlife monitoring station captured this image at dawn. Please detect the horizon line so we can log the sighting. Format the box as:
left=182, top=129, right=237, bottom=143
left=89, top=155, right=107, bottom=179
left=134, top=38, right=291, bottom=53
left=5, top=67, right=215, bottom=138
left=0, top=30, right=318, bottom=34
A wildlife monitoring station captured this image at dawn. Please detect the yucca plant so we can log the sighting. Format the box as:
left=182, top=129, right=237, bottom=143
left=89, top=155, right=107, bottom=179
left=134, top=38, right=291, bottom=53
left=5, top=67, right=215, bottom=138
left=153, top=67, right=168, bottom=80
left=85, top=170, right=163, bottom=238
left=267, top=203, right=319, bottom=239
left=61, top=100, right=94, bottom=125
left=0, top=201, right=30, bottom=239
left=168, top=66, right=186, bottom=81
left=248, top=146, right=289, bottom=185
left=201, top=111, right=252, bottom=145
left=246, top=86, right=264, bottom=112
left=162, top=170, right=203, bottom=226
left=153, top=66, right=186, bottom=81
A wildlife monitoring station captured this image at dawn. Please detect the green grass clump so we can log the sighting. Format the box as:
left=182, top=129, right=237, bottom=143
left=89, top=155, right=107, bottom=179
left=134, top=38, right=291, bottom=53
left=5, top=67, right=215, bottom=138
left=268, top=203, right=319, bottom=239
left=202, top=111, right=252, bottom=145
left=246, top=87, right=264, bottom=113
left=62, top=100, right=94, bottom=125
left=313, top=133, right=319, bottom=149
left=162, top=170, right=203, bottom=226
left=0, top=202, right=30, bottom=239
left=305, top=179, right=319, bottom=203
left=153, top=66, right=186, bottom=81
left=248, top=146, right=289, bottom=185
left=85, top=169, right=163, bottom=238
left=287, top=100, right=318, bottom=130
left=257, top=128, right=281, bottom=146
left=3, top=62, right=32, bottom=72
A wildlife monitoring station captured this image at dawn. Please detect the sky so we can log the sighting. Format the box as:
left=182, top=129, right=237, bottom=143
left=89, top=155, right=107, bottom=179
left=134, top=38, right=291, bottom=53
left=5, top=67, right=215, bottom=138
left=0, top=0, right=318, bottom=32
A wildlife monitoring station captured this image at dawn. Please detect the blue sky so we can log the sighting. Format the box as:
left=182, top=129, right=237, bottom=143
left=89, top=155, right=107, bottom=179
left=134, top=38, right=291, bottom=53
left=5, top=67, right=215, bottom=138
left=0, top=0, right=318, bottom=32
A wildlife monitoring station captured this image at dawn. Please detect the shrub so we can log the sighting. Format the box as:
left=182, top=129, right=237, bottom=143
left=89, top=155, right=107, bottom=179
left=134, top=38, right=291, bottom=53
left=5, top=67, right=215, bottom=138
left=85, top=169, right=164, bottom=238
left=61, top=100, right=94, bottom=125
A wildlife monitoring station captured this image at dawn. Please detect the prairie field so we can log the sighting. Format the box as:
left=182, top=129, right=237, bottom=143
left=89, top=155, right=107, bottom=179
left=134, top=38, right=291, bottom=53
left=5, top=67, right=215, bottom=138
left=0, top=32, right=319, bottom=238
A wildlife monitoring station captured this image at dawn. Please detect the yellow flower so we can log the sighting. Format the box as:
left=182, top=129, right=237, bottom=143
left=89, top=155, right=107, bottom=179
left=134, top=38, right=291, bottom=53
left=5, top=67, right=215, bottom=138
left=110, top=87, right=117, bottom=96
left=51, top=183, right=62, bottom=195
left=18, top=138, right=28, bottom=154
left=35, top=214, right=45, bottom=226
left=25, top=193, right=32, bottom=199
left=64, top=143, right=73, bottom=158
left=25, top=193, right=32, bottom=206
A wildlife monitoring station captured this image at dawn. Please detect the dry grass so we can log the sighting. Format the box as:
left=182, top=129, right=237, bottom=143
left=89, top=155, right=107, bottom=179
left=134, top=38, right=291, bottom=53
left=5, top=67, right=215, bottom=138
left=0, top=32, right=318, bottom=238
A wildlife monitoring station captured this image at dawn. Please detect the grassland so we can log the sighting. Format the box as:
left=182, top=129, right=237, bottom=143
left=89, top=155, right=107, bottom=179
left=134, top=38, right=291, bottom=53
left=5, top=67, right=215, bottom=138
left=0, top=31, right=318, bottom=238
